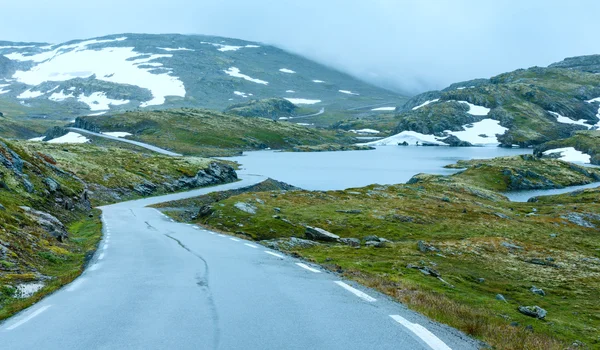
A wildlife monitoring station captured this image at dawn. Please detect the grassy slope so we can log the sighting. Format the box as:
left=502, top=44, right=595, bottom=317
left=19, top=141, right=224, bottom=205
left=159, top=156, right=600, bottom=349
left=75, top=108, right=356, bottom=156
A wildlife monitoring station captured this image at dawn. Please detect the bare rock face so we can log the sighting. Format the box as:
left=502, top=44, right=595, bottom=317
left=305, top=226, right=339, bottom=242
left=20, top=207, right=68, bottom=242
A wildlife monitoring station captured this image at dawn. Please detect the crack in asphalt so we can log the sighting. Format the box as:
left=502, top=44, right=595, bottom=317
left=165, top=233, right=221, bottom=349
left=144, top=221, right=156, bottom=230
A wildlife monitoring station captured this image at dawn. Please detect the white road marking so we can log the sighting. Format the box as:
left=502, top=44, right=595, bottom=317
left=296, top=263, right=321, bottom=273
left=210, top=232, right=216, bottom=235
left=218, top=234, right=227, bottom=238
left=264, top=251, right=285, bottom=259
left=334, top=281, right=377, bottom=302
left=244, top=243, right=258, bottom=248
left=103, top=244, right=109, bottom=250
left=192, top=226, right=200, bottom=230
left=6, top=305, right=52, bottom=330
left=66, top=278, right=86, bottom=292
left=230, top=238, right=241, bottom=242
left=89, top=263, right=101, bottom=271
left=98, top=253, right=105, bottom=260
left=390, top=315, right=452, bottom=350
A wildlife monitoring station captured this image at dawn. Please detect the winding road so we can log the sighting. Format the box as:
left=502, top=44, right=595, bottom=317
left=0, top=174, right=479, bottom=349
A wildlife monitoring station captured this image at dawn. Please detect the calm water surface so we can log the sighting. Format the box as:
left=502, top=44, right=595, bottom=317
left=226, top=146, right=531, bottom=191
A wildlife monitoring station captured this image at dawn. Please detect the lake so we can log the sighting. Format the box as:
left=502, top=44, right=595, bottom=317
left=225, top=146, right=531, bottom=191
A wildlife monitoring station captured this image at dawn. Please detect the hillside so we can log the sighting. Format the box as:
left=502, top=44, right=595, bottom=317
left=0, top=138, right=237, bottom=320
left=69, top=108, right=357, bottom=156
left=349, top=58, right=600, bottom=148
left=0, top=33, right=406, bottom=130
left=534, top=130, right=600, bottom=165
left=156, top=156, right=600, bottom=349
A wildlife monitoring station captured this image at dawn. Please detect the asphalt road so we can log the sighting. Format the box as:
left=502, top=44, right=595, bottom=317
left=1, top=176, right=479, bottom=349
left=68, top=128, right=183, bottom=156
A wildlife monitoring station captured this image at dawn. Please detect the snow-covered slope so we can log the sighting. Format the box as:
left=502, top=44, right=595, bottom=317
left=0, top=34, right=406, bottom=121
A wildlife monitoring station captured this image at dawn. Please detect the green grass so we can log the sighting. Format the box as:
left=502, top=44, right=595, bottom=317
left=0, top=210, right=102, bottom=321
left=74, top=108, right=358, bottom=156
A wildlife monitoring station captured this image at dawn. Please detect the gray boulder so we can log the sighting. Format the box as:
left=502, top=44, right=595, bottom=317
left=21, top=207, right=68, bottom=242
left=417, top=240, right=439, bottom=253
left=530, top=286, right=546, bottom=296
left=305, top=226, right=339, bottom=242
left=234, top=202, right=257, bottom=215
left=518, top=306, right=547, bottom=319
left=496, top=294, right=507, bottom=303
left=44, top=177, right=60, bottom=192
left=501, top=242, right=523, bottom=250
left=340, top=238, right=360, bottom=247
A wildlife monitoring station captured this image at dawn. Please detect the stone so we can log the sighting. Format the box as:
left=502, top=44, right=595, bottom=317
left=234, top=202, right=257, bottom=215
left=364, top=235, right=380, bottom=242
left=365, top=241, right=387, bottom=248
left=477, top=278, right=485, bottom=283
left=518, top=306, right=547, bottom=319
left=335, top=209, right=362, bottom=214
left=21, top=207, right=68, bottom=242
left=496, top=294, right=507, bottom=303
left=530, top=286, right=546, bottom=296
left=340, top=238, right=360, bottom=247
left=495, top=212, right=510, bottom=219
left=197, top=205, right=214, bottom=218
left=305, top=226, right=339, bottom=242
left=501, top=242, right=523, bottom=250
left=43, top=177, right=60, bottom=192
left=417, top=240, right=439, bottom=253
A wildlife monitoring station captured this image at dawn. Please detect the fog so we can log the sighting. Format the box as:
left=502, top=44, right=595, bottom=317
left=1, top=0, right=598, bottom=95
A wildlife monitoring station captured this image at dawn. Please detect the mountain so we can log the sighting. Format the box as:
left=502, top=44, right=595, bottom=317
left=360, top=57, right=600, bottom=148
left=0, top=34, right=406, bottom=127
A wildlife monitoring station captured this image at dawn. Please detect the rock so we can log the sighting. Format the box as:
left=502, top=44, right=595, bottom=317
left=364, top=235, right=380, bottom=242
left=335, top=209, right=362, bottom=214
left=262, top=237, right=321, bottom=250
left=495, top=212, right=510, bottom=219
left=340, top=238, right=360, bottom=247
left=273, top=207, right=281, bottom=213
left=305, top=226, right=339, bottom=242
left=21, top=207, right=68, bottom=242
left=42, top=126, right=69, bottom=141
left=477, top=278, right=485, bottom=283
left=43, top=177, right=60, bottom=192
left=417, top=240, right=439, bottom=253
left=549, top=234, right=557, bottom=238
left=176, top=162, right=238, bottom=189
left=365, top=241, right=387, bottom=248
left=441, top=135, right=473, bottom=147
left=530, top=286, right=546, bottom=296
left=496, top=294, right=507, bottom=303
left=234, top=202, right=257, bottom=215
left=197, top=205, right=214, bottom=218
left=133, top=181, right=157, bottom=196
left=518, top=305, right=547, bottom=319
left=561, top=213, right=596, bottom=228
left=501, top=242, right=523, bottom=250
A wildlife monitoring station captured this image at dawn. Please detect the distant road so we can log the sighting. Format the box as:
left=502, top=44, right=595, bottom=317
left=68, top=127, right=182, bottom=156
left=0, top=175, right=479, bottom=349
left=291, top=107, right=325, bottom=119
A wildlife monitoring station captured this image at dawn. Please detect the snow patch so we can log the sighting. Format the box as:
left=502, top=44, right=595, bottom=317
left=88, top=111, right=107, bottom=116
left=447, top=119, right=507, bottom=145
left=0, top=84, right=9, bottom=94
left=49, top=90, right=75, bottom=101
left=234, top=91, right=249, bottom=98
left=371, top=107, right=396, bottom=111
left=412, top=99, right=440, bottom=110
left=312, top=80, right=325, bottom=83
left=286, top=90, right=295, bottom=93
left=11, top=44, right=185, bottom=107
left=157, top=47, right=194, bottom=52
left=548, top=111, right=593, bottom=128
left=77, top=92, right=129, bottom=111
left=284, top=98, right=321, bottom=105
left=457, top=101, right=490, bottom=116
left=279, top=68, right=296, bottom=74
left=350, top=129, right=381, bottom=135
left=543, top=147, right=591, bottom=164
left=102, top=131, right=132, bottom=138
left=361, top=131, right=446, bottom=146
left=15, top=283, right=45, bottom=298
left=201, top=42, right=260, bottom=52
left=5, top=37, right=127, bottom=63
left=28, top=136, right=45, bottom=142
left=223, top=67, right=268, bottom=85
left=339, top=90, right=359, bottom=95
left=47, top=132, right=90, bottom=144
left=296, top=123, right=314, bottom=126
left=17, top=89, right=44, bottom=99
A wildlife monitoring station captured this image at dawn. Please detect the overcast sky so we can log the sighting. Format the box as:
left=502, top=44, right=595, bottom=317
left=1, top=0, right=598, bottom=95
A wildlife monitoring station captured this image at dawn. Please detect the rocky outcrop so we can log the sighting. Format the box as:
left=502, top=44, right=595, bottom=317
left=549, top=54, right=600, bottom=73
left=440, top=135, right=473, bottom=147
left=175, top=162, right=238, bottom=189
left=224, top=98, right=298, bottom=120
left=305, top=226, right=340, bottom=242
left=42, top=127, right=69, bottom=141
left=72, top=117, right=101, bottom=132
left=518, top=305, right=547, bottom=319
left=20, top=207, right=69, bottom=242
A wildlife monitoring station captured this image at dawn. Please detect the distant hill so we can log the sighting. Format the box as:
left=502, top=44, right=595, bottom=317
left=0, top=33, right=406, bottom=128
